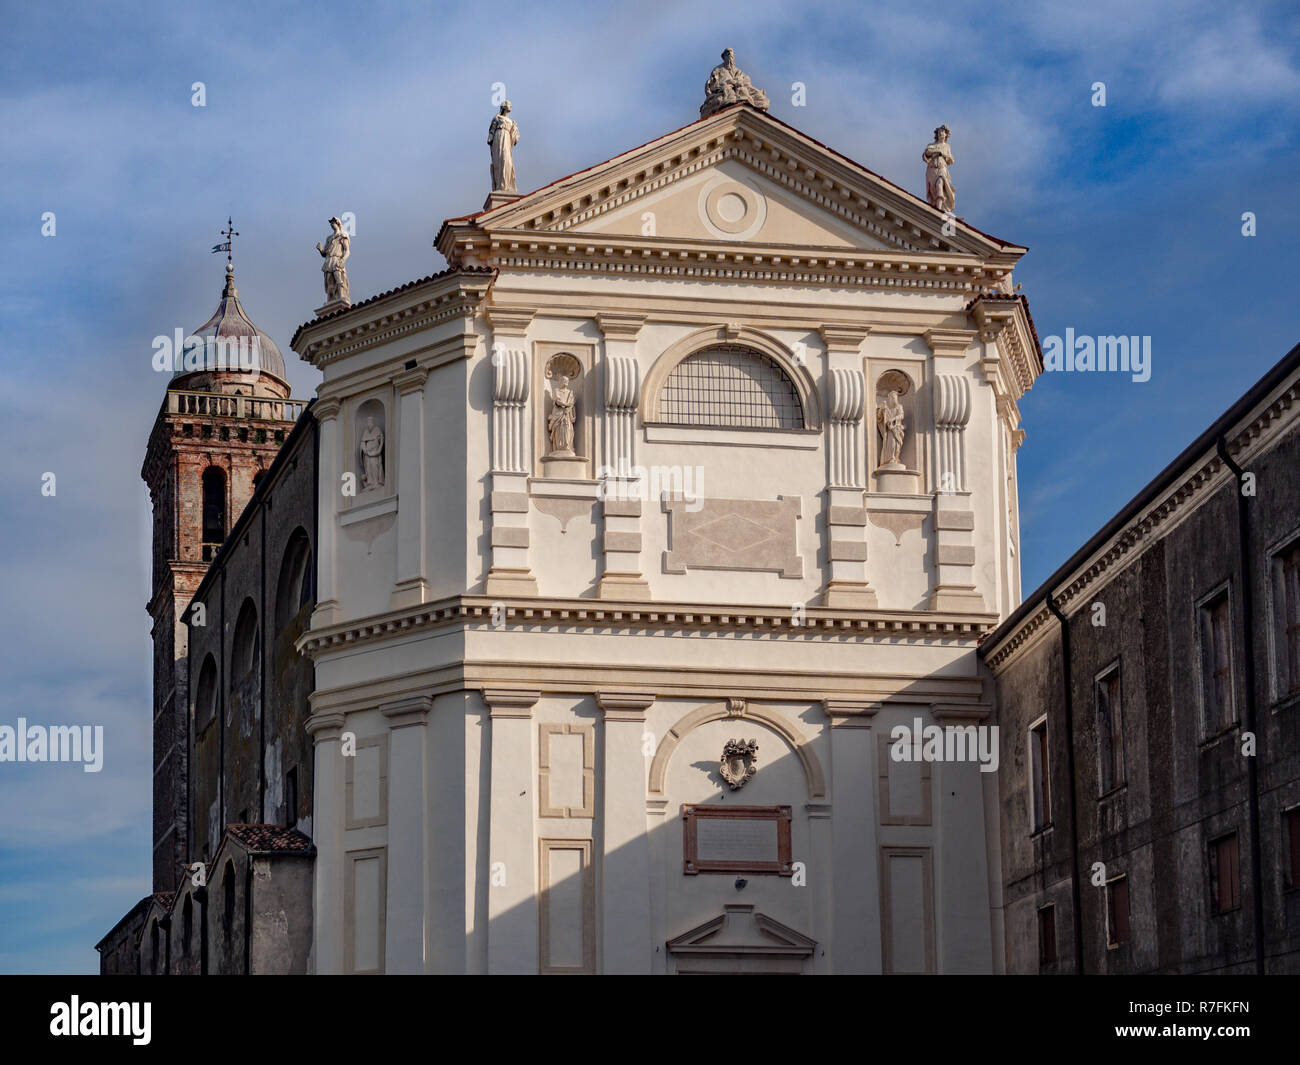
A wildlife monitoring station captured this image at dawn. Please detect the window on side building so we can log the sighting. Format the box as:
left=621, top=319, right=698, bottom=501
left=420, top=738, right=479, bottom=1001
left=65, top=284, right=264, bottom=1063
left=1210, top=831, right=1241, bottom=913
left=1106, top=875, right=1130, bottom=947
left=1038, top=904, right=1058, bottom=965
left=1029, top=717, right=1050, bottom=832
left=1272, top=539, right=1300, bottom=699
left=1096, top=664, right=1124, bottom=794
left=1198, top=587, right=1236, bottom=735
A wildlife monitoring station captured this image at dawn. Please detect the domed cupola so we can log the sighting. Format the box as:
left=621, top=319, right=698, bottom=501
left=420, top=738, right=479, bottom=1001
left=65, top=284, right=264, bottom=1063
left=171, top=262, right=289, bottom=398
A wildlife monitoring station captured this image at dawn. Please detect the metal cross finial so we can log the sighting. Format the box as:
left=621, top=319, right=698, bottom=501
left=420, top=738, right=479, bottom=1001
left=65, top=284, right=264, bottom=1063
left=211, top=217, right=238, bottom=264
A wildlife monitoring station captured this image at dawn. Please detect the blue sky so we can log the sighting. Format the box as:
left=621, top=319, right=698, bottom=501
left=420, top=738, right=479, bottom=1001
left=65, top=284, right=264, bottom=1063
left=0, top=0, right=1297, bottom=972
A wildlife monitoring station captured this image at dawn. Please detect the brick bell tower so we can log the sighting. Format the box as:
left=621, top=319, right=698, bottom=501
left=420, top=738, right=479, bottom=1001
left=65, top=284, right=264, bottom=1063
left=141, top=251, right=298, bottom=891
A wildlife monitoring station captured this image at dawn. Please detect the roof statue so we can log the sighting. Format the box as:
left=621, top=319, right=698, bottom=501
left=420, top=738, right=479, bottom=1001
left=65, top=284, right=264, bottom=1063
left=489, top=101, right=520, bottom=193
left=700, top=48, right=770, bottom=118
left=316, top=216, right=351, bottom=310
left=923, top=125, right=955, bottom=214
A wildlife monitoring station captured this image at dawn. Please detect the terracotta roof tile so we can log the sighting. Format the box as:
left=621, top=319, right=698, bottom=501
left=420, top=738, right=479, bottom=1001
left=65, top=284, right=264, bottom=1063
left=226, top=823, right=316, bottom=855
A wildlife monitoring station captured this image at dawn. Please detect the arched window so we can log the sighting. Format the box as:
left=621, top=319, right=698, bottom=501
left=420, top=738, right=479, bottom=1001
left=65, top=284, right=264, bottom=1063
left=194, top=653, right=218, bottom=732
left=658, top=345, right=804, bottom=429
left=222, top=862, right=236, bottom=942
left=231, top=599, right=258, bottom=681
left=150, top=920, right=160, bottom=974
left=182, top=894, right=193, bottom=955
left=201, top=466, right=226, bottom=544
left=274, top=529, right=313, bottom=633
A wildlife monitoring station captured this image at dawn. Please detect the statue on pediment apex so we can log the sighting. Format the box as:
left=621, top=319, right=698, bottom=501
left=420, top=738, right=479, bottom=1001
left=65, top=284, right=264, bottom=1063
left=701, top=48, right=770, bottom=118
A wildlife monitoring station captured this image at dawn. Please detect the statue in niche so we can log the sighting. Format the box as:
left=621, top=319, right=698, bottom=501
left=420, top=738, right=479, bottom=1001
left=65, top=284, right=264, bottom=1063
left=547, top=374, right=577, bottom=456
left=359, top=415, right=385, bottom=491
left=923, top=125, right=955, bottom=214
left=700, top=48, right=770, bottom=117
left=877, top=390, right=906, bottom=467
left=488, top=101, right=519, bottom=193
left=316, top=217, right=351, bottom=306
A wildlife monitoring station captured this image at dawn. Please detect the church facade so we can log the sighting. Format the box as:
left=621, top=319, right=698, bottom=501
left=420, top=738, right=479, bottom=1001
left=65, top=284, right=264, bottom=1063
left=102, top=54, right=1045, bottom=974
left=291, top=74, right=1039, bottom=974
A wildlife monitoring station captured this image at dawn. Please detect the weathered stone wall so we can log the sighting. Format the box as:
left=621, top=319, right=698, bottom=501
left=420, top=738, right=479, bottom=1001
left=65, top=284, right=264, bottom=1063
left=989, top=411, right=1300, bottom=974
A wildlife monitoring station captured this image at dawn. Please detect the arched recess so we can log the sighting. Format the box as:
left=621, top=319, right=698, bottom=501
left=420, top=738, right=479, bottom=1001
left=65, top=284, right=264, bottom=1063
left=641, top=326, right=822, bottom=430
left=194, top=653, right=218, bottom=731
left=231, top=598, right=258, bottom=680
left=647, top=702, right=826, bottom=799
left=274, top=528, right=313, bottom=633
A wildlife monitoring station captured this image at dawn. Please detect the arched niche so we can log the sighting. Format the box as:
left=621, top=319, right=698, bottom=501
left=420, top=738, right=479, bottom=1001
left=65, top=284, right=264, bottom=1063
left=647, top=702, right=826, bottom=800
left=872, top=367, right=922, bottom=492
left=354, top=397, right=388, bottom=495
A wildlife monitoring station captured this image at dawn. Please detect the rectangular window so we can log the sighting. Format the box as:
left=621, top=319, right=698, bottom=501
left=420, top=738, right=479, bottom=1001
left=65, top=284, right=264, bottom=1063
left=1029, top=718, right=1050, bottom=832
left=1210, top=832, right=1241, bottom=913
left=1106, top=875, right=1130, bottom=946
left=1275, top=541, right=1300, bottom=697
left=1038, top=905, right=1057, bottom=965
left=1285, top=808, right=1300, bottom=890
left=1199, top=589, right=1236, bottom=734
left=1096, top=666, right=1124, bottom=794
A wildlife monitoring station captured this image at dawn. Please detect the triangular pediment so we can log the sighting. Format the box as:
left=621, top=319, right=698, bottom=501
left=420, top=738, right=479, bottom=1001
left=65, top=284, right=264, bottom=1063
left=441, top=104, right=1022, bottom=263
left=666, top=904, right=817, bottom=957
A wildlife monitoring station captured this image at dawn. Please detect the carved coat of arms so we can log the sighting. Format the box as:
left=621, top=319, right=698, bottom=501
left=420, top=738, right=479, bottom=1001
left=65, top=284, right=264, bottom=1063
left=720, top=739, right=758, bottom=790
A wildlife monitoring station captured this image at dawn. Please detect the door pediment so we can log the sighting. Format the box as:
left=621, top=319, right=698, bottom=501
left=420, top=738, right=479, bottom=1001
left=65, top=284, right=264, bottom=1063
left=666, top=903, right=816, bottom=974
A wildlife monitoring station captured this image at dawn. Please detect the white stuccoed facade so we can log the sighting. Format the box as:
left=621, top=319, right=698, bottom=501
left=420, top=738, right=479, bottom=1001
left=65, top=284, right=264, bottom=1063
left=291, top=101, right=1041, bottom=974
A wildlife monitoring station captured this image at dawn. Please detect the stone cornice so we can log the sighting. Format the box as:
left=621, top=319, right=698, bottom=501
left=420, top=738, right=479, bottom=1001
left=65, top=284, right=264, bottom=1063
left=292, top=272, right=492, bottom=369
left=295, top=593, right=999, bottom=658
left=983, top=374, right=1300, bottom=674
left=971, top=295, right=1040, bottom=401
left=442, top=229, right=1007, bottom=296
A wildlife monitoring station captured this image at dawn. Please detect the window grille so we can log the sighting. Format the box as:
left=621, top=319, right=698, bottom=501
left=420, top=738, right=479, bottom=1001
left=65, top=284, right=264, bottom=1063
left=659, top=345, right=803, bottom=429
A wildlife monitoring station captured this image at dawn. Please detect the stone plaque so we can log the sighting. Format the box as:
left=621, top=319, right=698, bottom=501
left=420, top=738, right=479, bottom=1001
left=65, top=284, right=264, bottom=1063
left=662, top=495, right=803, bottom=578
left=682, top=804, right=792, bottom=876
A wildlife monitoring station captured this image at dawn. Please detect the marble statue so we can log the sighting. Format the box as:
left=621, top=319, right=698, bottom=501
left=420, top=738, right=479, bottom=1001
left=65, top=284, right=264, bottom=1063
left=489, top=101, right=520, bottom=193
left=877, top=390, right=906, bottom=467
left=316, top=217, right=351, bottom=306
left=359, top=415, right=385, bottom=490
left=547, top=375, right=576, bottom=455
left=700, top=48, right=770, bottom=117
left=923, top=125, right=955, bottom=214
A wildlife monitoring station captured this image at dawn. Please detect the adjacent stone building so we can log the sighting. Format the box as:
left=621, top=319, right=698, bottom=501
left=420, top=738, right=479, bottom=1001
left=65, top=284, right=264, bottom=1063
left=98, top=265, right=317, bottom=973
left=981, top=340, right=1300, bottom=974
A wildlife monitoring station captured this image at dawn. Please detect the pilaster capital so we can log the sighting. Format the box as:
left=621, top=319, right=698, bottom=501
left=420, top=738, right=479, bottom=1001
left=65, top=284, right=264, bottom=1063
left=381, top=694, right=434, bottom=728
left=823, top=699, right=882, bottom=724
left=596, top=692, right=655, bottom=721
left=485, top=306, right=535, bottom=337
left=818, top=324, right=871, bottom=356
left=305, top=710, right=347, bottom=741
left=313, top=397, right=342, bottom=421
left=596, top=312, right=647, bottom=343
left=394, top=365, right=429, bottom=394
left=482, top=688, right=541, bottom=718
left=924, top=328, right=977, bottom=359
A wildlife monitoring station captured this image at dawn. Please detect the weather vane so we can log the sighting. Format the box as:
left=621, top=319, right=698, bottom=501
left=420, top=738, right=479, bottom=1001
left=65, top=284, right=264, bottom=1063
left=211, top=217, right=238, bottom=263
